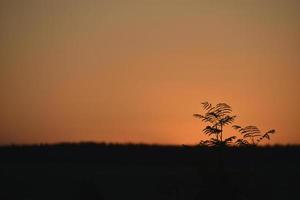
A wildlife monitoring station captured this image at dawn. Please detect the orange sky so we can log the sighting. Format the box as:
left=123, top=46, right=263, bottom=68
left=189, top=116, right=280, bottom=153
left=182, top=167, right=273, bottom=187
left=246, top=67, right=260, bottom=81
left=0, top=0, right=299, bottom=145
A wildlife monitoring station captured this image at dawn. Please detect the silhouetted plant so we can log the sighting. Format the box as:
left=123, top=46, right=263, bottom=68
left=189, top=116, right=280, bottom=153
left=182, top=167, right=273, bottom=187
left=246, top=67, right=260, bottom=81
left=193, top=102, right=236, bottom=147
left=194, top=102, right=276, bottom=147
left=232, top=125, right=276, bottom=146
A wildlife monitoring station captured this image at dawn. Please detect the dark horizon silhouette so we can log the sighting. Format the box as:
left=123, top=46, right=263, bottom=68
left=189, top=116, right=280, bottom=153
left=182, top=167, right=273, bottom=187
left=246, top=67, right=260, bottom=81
left=1, top=142, right=299, bottom=200
left=1, top=0, right=300, bottom=145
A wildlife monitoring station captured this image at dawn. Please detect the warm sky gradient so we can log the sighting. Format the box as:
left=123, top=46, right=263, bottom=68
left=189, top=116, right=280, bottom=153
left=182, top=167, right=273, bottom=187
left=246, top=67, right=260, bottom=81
left=0, top=0, right=299, bottom=145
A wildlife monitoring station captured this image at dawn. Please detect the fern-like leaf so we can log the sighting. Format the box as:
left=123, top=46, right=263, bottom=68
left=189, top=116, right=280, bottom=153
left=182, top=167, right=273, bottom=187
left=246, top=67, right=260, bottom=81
left=217, top=115, right=236, bottom=126
left=239, top=126, right=261, bottom=138
left=265, top=129, right=276, bottom=134
left=201, top=102, right=212, bottom=110
left=235, top=139, right=249, bottom=146
left=224, top=136, right=237, bottom=143
left=203, top=112, right=219, bottom=123
left=203, top=126, right=221, bottom=136
left=232, top=125, right=241, bottom=130
left=212, top=103, right=232, bottom=117
left=263, top=133, right=270, bottom=140
left=193, top=114, right=204, bottom=119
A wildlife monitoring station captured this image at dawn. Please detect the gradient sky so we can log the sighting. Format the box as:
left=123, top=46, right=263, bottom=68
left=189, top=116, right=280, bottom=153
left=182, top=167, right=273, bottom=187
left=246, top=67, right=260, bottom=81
left=0, top=0, right=299, bottom=145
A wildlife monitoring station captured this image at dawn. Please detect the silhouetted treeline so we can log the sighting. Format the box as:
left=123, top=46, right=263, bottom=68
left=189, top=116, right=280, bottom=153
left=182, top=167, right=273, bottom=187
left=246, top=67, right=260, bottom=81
left=1, top=143, right=300, bottom=200
left=1, top=143, right=299, bottom=166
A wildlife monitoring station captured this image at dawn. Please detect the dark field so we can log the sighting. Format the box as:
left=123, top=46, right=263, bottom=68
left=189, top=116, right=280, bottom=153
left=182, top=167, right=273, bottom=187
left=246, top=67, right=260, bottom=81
left=0, top=143, right=299, bottom=200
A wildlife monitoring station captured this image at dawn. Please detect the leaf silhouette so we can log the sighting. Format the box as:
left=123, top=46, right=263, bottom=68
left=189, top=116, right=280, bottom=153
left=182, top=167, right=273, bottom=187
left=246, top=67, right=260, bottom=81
left=201, top=102, right=212, bottom=110
left=265, top=129, right=276, bottom=134
left=235, top=139, right=249, bottom=146
left=217, top=115, right=236, bottom=126
left=212, top=103, right=232, bottom=117
left=203, top=126, right=222, bottom=136
left=263, top=133, right=270, bottom=140
left=232, top=125, right=241, bottom=130
left=193, top=114, right=204, bottom=119
left=239, top=126, right=261, bottom=137
left=224, top=136, right=237, bottom=143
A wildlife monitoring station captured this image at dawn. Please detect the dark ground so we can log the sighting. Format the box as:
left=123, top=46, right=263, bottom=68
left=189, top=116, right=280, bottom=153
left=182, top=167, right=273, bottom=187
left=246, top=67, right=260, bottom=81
left=0, top=143, right=299, bottom=200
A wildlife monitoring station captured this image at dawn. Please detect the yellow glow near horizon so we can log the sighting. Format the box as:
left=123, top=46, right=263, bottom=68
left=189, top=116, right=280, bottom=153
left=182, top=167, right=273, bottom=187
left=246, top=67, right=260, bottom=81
left=0, top=0, right=299, bottom=145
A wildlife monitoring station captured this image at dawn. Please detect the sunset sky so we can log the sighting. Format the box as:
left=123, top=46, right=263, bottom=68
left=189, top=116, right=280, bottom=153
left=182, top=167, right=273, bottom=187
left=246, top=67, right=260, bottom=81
left=0, top=0, right=299, bottom=145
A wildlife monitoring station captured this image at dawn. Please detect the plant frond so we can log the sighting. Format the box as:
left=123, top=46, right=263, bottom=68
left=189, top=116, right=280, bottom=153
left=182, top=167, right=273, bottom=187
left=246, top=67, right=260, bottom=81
left=222, top=136, right=237, bottom=146
left=202, top=112, right=219, bottom=123
left=198, top=139, right=220, bottom=147
left=193, top=112, right=219, bottom=124
left=203, top=126, right=221, bottom=136
left=201, top=102, right=213, bottom=110
left=198, top=140, right=211, bottom=146
left=209, top=137, right=236, bottom=147
left=232, top=125, right=241, bottom=130
left=265, top=129, right=276, bottom=134
left=224, top=136, right=236, bottom=143
left=217, top=115, right=236, bottom=126
left=212, top=103, right=232, bottom=117
left=201, top=138, right=222, bottom=147
left=239, top=126, right=261, bottom=137
left=262, top=133, right=270, bottom=140
left=244, top=134, right=261, bottom=138
left=193, top=114, right=204, bottom=119
left=235, top=139, right=249, bottom=146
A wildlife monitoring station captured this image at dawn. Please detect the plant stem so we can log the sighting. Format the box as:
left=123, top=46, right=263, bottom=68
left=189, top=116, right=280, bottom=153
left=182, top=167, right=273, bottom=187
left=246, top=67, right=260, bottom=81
left=220, top=124, right=223, bottom=142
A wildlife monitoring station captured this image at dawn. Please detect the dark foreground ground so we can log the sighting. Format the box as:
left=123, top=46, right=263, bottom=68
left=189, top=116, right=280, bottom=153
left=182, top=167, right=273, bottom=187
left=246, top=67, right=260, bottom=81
left=0, top=143, right=299, bottom=200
